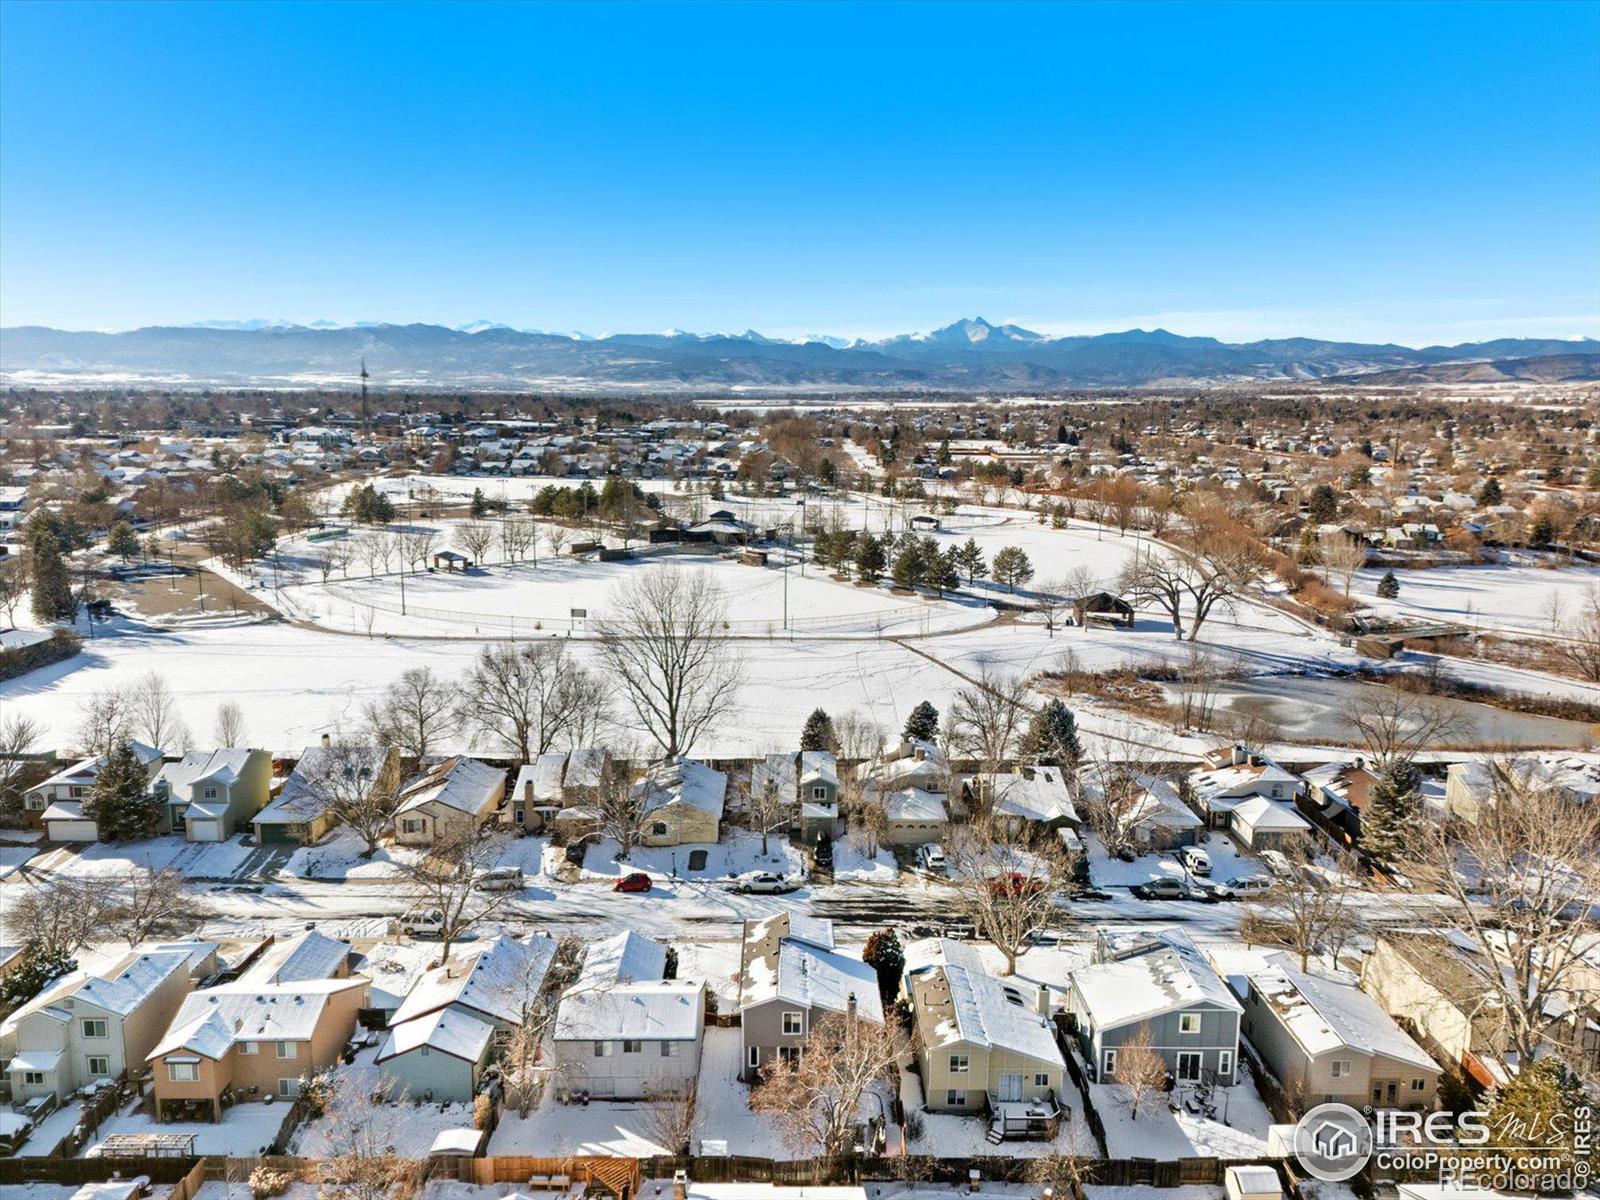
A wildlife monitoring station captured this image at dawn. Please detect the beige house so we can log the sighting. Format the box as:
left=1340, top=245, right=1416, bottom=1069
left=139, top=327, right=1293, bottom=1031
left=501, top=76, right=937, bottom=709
left=26, top=743, right=164, bottom=842
left=253, top=741, right=401, bottom=846
left=1445, top=756, right=1600, bottom=826
left=394, top=756, right=506, bottom=846
left=881, top=787, right=948, bottom=846
left=1361, top=934, right=1512, bottom=1087
left=2, top=950, right=194, bottom=1105
left=507, top=747, right=610, bottom=833
left=148, top=978, right=368, bottom=1120
left=903, top=938, right=1065, bottom=1140
left=635, top=758, right=725, bottom=847
left=1239, top=952, right=1439, bottom=1110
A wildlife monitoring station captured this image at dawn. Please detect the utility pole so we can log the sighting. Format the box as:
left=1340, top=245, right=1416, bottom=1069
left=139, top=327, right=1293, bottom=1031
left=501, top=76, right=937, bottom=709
left=359, top=358, right=370, bottom=435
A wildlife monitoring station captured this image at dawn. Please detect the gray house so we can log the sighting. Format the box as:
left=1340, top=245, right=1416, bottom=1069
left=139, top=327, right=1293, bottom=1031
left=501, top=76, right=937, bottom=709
left=151, top=749, right=272, bottom=841
left=751, top=750, right=841, bottom=844
left=1066, top=929, right=1241, bottom=1086
left=736, top=913, right=882, bottom=1081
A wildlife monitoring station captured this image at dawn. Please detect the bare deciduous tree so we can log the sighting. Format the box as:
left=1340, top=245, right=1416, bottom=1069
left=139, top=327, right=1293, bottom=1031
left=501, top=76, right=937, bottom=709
left=363, top=667, right=458, bottom=759
left=300, top=735, right=399, bottom=857
left=947, top=815, right=1072, bottom=974
left=1241, top=846, right=1356, bottom=972
left=595, top=569, right=745, bottom=758
left=0, top=708, right=43, bottom=826
left=944, top=669, right=1030, bottom=768
left=401, top=828, right=520, bottom=964
left=76, top=689, right=132, bottom=757
left=5, top=877, right=110, bottom=959
left=1117, top=523, right=1270, bottom=641
left=498, top=935, right=580, bottom=1116
left=750, top=1010, right=905, bottom=1160
left=1035, top=587, right=1070, bottom=638
left=1319, top=532, right=1367, bottom=598
left=1341, top=691, right=1460, bottom=768
left=1554, top=587, right=1600, bottom=682
left=1114, top=1024, right=1168, bottom=1119
left=108, top=867, right=206, bottom=944
left=641, top=1082, right=700, bottom=1156
left=459, top=642, right=607, bottom=764
left=398, top=528, right=439, bottom=575
left=0, top=563, right=26, bottom=626
left=214, top=701, right=247, bottom=747
left=313, top=1070, right=423, bottom=1200
left=456, top=520, right=495, bottom=565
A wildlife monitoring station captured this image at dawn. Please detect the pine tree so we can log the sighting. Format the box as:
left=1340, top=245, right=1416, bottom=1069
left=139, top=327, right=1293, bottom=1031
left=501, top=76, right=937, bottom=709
left=855, top=533, right=886, bottom=584
left=955, top=537, right=987, bottom=583
left=862, top=928, right=905, bottom=1008
left=1307, top=483, right=1339, bottom=525
left=26, top=516, right=75, bottom=623
left=903, top=701, right=940, bottom=743
left=107, top=520, right=141, bottom=562
left=470, top=487, right=489, bottom=518
left=1360, top=758, right=1421, bottom=861
left=0, top=938, right=75, bottom=1008
left=891, top=540, right=925, bottom=589
left=84, top=742, right=161, bottom=842
left=992, top=546, right=1035, bottom=593
left=800, top=709, right=838, bottom=753
left=1024, top=699, right=1083, bottom=769
left=1477, top=476, right=1503, bottom=506
left=927, top=547, right=960, bottom=596
left=1376, top=570, right=1401, bottom=599
left=1483, top=1060, right=1585, bottom=1179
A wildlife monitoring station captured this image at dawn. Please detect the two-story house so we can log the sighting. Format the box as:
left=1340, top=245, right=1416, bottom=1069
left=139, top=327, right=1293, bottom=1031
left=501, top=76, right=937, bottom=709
left=736, top=914, right=882, bottom=1080
left=393, top=756, right=506, bottom=846
left=148, top=977, right=369, bottom=1120
left=1066, top=929, right=1242, bottom=1086
left=552, top=931, right=704, bottom=1100
left=751, top=750, right=842, bottom=846
left=26, top=744, right=164, bottom=842
left=1188, top=747, right=1311, bottom=850
left=962, top=764, right=1080, bottom=834
left=252, top=740, right=401, bottom=846
left=903, top=938, right=1065, bottom=1140
left=1238, top=952, right=1440, bottom=1110
left=151, top=749, right=272, bottom=842
left=3, top=951, right=193, bottom=1105
left=507, top=747, right=610, bottom=834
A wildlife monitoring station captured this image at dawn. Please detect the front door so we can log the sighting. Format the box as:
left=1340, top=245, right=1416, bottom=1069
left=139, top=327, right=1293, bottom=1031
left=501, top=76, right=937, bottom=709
left=998, top=1073, right=1023, bottom=1102
left=1175, top=1051, right=1202, bottom=1082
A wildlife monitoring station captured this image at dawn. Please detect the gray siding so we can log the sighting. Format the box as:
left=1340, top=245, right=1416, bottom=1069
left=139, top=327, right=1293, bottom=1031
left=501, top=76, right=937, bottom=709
left=378, top=1046, right=481, bottom=1103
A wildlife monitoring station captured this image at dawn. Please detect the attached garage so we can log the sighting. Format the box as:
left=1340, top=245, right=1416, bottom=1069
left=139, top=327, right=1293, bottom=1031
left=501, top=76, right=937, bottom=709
left=42, top=806, right=98, bottom=842
left=186, top=818, right=223, bottom=842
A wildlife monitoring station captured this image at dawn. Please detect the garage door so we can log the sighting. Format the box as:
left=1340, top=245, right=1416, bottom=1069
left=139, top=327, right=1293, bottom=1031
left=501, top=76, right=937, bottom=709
left=48, top=820, right=99, bottom=842
left=258, top=823, right=299, bottom=845
left=187, top=819, right=223, bottom=842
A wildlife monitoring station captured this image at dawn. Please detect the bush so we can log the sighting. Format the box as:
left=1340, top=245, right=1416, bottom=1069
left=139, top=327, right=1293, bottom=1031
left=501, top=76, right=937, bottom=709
left=0, top=629, right=82, bottom=683
left=473, top=1092, right=494, bottom=1131
left=249, top=1167, right=293, bottom=1199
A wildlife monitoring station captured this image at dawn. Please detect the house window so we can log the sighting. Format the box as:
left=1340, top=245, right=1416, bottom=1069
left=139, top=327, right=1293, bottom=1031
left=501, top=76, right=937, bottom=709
left=23, top=1071, right=45, bottom=1085
left=81, top=1019, right=108, bottom=1039
left=277, top=1078, right=299, bottom=1098
left=1331, top=1059, right=1351, bottom=1078
left=811, top=786, right=827, bottom=801
left=948, top=1054, right=969, bottom=1073
left=594, top=1041, right=612, bottom=1057
left=87, top=1056, right=110, bottom=1077
left=25, top=795, right=44, bottom=810
left=70, top=786, right=87, bottom=799
left=1034, top=1073, right=1050, bottom=1087
left=1103, top=1049, right=1118, bottom=1076
left=167, top=1062, right=199, bottom=1082
left=242, top=1042, right=259, bottom=1055
left=651, top=822, right=669, bottom=837
left=623, top=1040, right=641, bottom=1054
left=276, top=1041, right=296, bottom=1059
left=946, top=1089, right=966, bottom=1106
left=661, top=1041, right=679, bottom=1057
left=401, top=818, right=424, bottom=834
left=1411, top=1078, right=1427, bottom=1091
left=781, top=1011, right=803, bottom=1036
left=1219, top=1050, right=1233, bottom=1077
left=1179, top=1013, right=1201, bottom=1035
left=778, top=1046, right=799, bottom=1064
left=748, top=1046, right=760, bottom=1069
left=203, top=786, right=219, bottom=800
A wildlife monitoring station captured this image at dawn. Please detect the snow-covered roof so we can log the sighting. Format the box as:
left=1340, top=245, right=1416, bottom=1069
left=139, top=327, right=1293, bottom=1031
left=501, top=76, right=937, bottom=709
left=239, top=930, right=350, bottom=985
left=1190, top=760, right=1300, bottom=809
left=376, top=1006, right=494, bottom=1064
left=861, top=739, right=947, bottom=794
left=883, top=787, right=947, bottom=823
left=12, top=951, right=189, bottom=1024
left=28, top=743, right=162, bottom=797
left=391, top=934, right=555, bottom=1028
left=1245, top=954, right=1436, bottom=1070
left=905, top=939, right=1062, bottom=1065
left=396, top=756, right=504, bottom=818
left=974, top=765, right=1079, bottom=825
left=1071, top=929, right=1241, bottom=1031
left=576, top=930, right=667, bottom=990
left=257, top=742, right=388, bottom=823
left=152, top=748, right=256, bottom=799
left=740, top=912, right=881, bottom=1022
left=151, top=978, right=367, bottom=1060
left=555, top=980, right=704, bottom=1042
left=1230, top=796, right=1312, bottom=832
left=635, top=757, right=726, bottom=822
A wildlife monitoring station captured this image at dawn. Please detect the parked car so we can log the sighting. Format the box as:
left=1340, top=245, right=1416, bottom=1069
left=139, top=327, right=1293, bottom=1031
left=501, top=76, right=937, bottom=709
left=1229, top=876, right=1275, bottom=897
left=1259, top=849, right=1296, bottom=879
left=916, top=843, right=947, bottom=873
left=400, top=907, right=446, bottom=936
left=813, top=839, right=834, bottom=870
left=1189, top=878, right=1234, bottom=901
left=1130, top=877, right=1189, bottom=901
left=614, top=872, right=653, bottom=893
left=1115, top=846, right=1139, bottom=863
left=477, top=866, right=524, bottom=892
left=564, top=841, right=590, bottom=867
left=731, top=871, right=795, bottom=894
left=1177, top=846, right=1212, bottom=876
left=989, top=872, right=1047, bottom=897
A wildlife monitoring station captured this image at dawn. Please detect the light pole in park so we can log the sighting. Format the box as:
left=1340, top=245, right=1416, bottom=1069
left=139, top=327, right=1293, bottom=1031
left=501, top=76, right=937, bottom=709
left=797, top=498, right=807, bottom=577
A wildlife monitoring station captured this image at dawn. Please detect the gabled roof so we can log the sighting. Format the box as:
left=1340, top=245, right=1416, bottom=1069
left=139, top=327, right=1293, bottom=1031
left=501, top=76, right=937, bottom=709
left=396, top=756, right=504, bottom=818
left=376, top=1006, right=494, bottom=1065
left=1230, top=795, right=1312, bottom=832
left=576, top=930, right=667, bottom=990
left=1247, top=954, right=1436, bottom=1070
left=13, top=951, right=189, bottom=1024
left=974, top=765, right=1079, bottom=825
left=739, top=913, right=880, bottom=1023
left=257, top=743, right=388, bottom=823
left=905, top=939, right=1062, bottom=1065
left=152, top=749, right=258, bottom=799
left=29, top=743, right=162, bottom=797
left=390, top=934, right=555, bottom=1027
left=1071, top=929, right=1241, bottom=1031
left=635, top=757, right=726, bottom=822
left=240, top=930, right=350, bottom=985
left=150, top=978, right=367, bottom=1060
left=555, top=980, right=704, bottom=1042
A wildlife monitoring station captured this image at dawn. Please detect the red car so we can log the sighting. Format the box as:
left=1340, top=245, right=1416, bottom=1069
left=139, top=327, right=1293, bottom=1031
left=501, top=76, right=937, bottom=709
left=989, top=872, right=1046, bottom=898
left=614, top=872, right=653, bottom=893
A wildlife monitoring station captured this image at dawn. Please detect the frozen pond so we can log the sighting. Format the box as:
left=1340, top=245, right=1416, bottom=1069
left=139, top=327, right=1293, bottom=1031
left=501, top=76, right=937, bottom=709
left=1165, top=674, right=1596, bottom=750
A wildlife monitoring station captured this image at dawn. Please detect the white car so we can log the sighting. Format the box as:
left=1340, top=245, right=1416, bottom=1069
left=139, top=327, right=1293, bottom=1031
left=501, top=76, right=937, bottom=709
left=1177, top=846, right=1212, bottom=876
left=1229, top=876, right=1275, bottom=896
left=400, top=907, right=446, bottom=936
left=477, top=866, right=524, bottom=892
left=917, top=844, right=947, bottom=873
left=731, top=871, right=796, bottom=894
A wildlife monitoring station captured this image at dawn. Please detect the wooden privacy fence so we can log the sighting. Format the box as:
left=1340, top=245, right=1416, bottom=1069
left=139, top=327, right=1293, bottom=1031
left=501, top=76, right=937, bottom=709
left=459, top=1154, right=642, bottom=1197
left=0, top=1155, right=202, bottom=1186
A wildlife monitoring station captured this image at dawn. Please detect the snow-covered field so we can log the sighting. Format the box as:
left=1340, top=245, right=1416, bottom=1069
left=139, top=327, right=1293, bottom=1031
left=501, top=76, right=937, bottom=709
left=1351, top=560, right=1600, bottom=636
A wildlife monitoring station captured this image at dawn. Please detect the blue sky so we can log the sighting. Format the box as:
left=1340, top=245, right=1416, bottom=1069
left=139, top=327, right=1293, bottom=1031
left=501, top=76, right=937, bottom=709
left=2, top=0, right=1597, bottom=345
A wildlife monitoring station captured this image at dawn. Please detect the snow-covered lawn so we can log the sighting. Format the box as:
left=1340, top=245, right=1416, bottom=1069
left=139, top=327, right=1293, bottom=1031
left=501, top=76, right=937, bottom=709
left=282, top=829, right=428, bottom=880
left=26, top=835, right=255, bottom=882
left=489, top=1088, right=672, bottom=1158
left=832, top=842, right=900, bottom=882
left=692, top=1025, right=794, bottom=1157
left=88, top=1099, right=287, bottom=1157
left=0, top=843, right=39, bottom=878
left=1352, top=560, right=1600, bottom=637
left=13, top=1098, right=85, bottom=1156
left=1085, top=833, right=1267, bottom=890
left=1090, top=1071, right=1275, bottom=1160
left=581, top=831, right=803, bottom=882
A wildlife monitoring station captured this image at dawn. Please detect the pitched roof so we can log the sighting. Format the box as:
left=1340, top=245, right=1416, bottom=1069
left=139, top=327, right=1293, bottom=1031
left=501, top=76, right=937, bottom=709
left=635, top=757, right=726, bottom=822
left=1247, top=954, right=1437, bottom=1070
left=576, top=930, right=668, bottom=990
left=905, top=939, right=1062, bottom=1065
left=390, top=934, right=556, bottom=1027
left=376, top=1006, right=494, bottom=1064
left=396, top=756, right=504, bottom=818
left=152, top=749, right=257, bottom=798
left=150, top=978, right=367, bottom=1060
left=1071, top=929, right=1241, bottom=1031
left=555, top=980, right=704, bottom=1042
left=239, top=930, right=350, bottom=985
left=257, top=743, right=388, bottom=823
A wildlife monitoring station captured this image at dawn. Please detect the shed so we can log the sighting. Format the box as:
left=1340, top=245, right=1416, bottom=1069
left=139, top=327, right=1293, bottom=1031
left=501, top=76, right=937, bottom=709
left=1226, top=1166, right=1283, bottom=1200
left=427, top=1127, right=485, bottom=1159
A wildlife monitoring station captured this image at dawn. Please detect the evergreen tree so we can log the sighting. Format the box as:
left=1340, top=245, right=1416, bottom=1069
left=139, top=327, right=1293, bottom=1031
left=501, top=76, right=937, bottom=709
left=0, top=938, right=75, bottom=1009
left=862, top=928, right=905, bottom=1008
left=926, top=546, right=961, bottom=596
left=903, top=701, right=940, bottom=743
left=1376, top=570, right=1401, bottom=599
left=891, top=540, right=925, bottom=589
left=800, top=708, right=838, bottom=753
left=1297, top=527, right=1320, bottom=566
left=84, top=741, right=161, bottom=842
left=107, top=520, right=141, bottom=562
left=855, top=533, right=886, bottom=584
left=1477, top=476, right=1503, bottom=506
left=1307, top=483, right=1339, bottom=524
left=470, top=487, right=489, bottom=518
left=1483, top=1061, right=1586, bottom=1179
left=1528, top=515, right=1556, bottom=546
left=1360, top=757, right=1422, bottom=861
left=954, top=537, right=987, bottom=584
left=992, top=546, right=1035, bottom=593
left=26, top=515, right=75, bottom=623
left=1023, top=699, right=1083, bottom=769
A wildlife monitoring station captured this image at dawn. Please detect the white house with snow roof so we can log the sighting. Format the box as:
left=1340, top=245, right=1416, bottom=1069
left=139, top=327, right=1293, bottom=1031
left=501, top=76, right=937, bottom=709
left=635, top=757, right=726, bottom=847
left=1066, top=929, right=1242, bottom=1086
left=1188, top=747, right=1310, bottom=849
left=393, top=756, right=506, bottom=846
left=736, top=913, right=882, bottom=1081
left=552, top=930, right=704, bottom=1099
